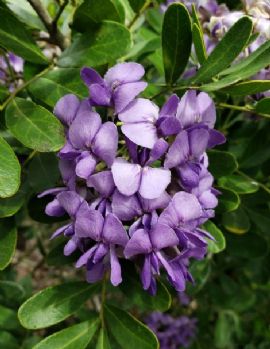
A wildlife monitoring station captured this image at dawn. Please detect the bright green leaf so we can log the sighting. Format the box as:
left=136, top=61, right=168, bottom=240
left=58, top=21, right=131, bottom=68
left=28, top=68, right=88, bottom=107
left=255, top=97, right=270, bottom=115
left=193, top=17, right=253, bottom=83
left=0, top=219, right=17, bottom=271
left=104, top=304, right=159, bottom=349
left=192, top=23, right=206, bottom=65
left=0, top=187, right=25, bottom=218
left=162, top=3, right=192, bottom=84
left=222, top=207, right=250, bottom=234
left=204, top=221, right=226, bottom=254
left=220, top=80, right=270, bottom=96
left=18, top=282, right=100, bottom=329
left=96, top=328, right=111, bottom=349
left=207, top=150, right=238, bottom=178
left=6, top=98, right=65, bottom=152
left=216, top=188, right=240, bottom=213
left=218, top=174, right=259, bottom=194
left=33, top=320, right=99, bottom=349
left=0, top=136, right=21, bottom=198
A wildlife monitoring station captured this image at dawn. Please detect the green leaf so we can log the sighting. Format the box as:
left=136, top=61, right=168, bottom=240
left=46, top=239, right=80, bottom=267
left=187, top=259, right=211, bottom=294
left=58, top=21, right=131, bottom=68
left=207, top=150, right=238, bottom=178
left=28, top=153, right=60, bottom=192
left=222, top=207, right=250, bottom=234
left=128, top=0, right=146, bottom=13
left=0, top=136, right=21, bottom=198
left=0, top=280, right=25, bottom=305
left=120, top=262, right=171, bottom=311
left=33, top=320, right=99, bottom=349
left=0, top=331, right=19, bottom=349
left=73, top=0, right=124, bottom=32
left=216, top=188, right=240, bottom=213
left=220, top=80, right=270, bottom=96
left=0, top=5, right=47, bottom=64
left=0, top=185, right=25, bottom=218
left=162, top=3, right=192, bottom=84
left=203, top=221, right=226, bottom=254
left=226, top=233, right=268, bottom=259
left=96, top=328, right=111, bottom=349
left=255, top=97, right=270, bottom=115
left=0, top=305, right=20, bottom=330
left=5, top=98, right=65, bottom=152
left=104, top=304, right=159, bottom=349
left=18, top=282, right=100, bottom=329
left=193, top=17, right=253, bottom=83
left=246, top=208, right=270, bottom=234
left=192, top=23, right=206, bottom=65
left=28, top=68, right=88, bottom=107
left=218, top=174, right=259, bottom=194
left=0, top=219, right=17, bottom=271
left=214, top=311, right=240, bottom=349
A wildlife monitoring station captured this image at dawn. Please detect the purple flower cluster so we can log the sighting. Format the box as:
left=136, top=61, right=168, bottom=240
left=146, top=312, right=197, bottom=348
left=41, top=62, right=225, bottom=294
left=0, top=52, right=24, bottom=91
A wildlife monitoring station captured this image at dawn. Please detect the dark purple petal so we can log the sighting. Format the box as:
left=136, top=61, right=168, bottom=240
left=158, top=117, right=181, bottom=136
left=103, top=213, right=128, bottom=246
left=112, top=190, right=142, bottom=221
left=89, top=84, right=111, bottom=106
left=51, top=223, right=71, bottom=239
left=159, top=94, right=179, bottom=118
left=80, top=67, right=104, bottom=86
left=110, top=245, right=122, bottom=286
left=141, top=254, right=152, bottom=290
left=76, top=245, right=97, bottom=268
left=75, top=204, right=104, bottom=240
left=87, top=171, right=115, bottom=197
left=146, top=139, right=169, bottom=165
left=164, top=131, right=189, bottom=169
left=139, top=167, right=171, bottom=200
left=54, top=94, right=80, bottom=126
left=45, top=198, right=66, bottom=216
left=151, top=224, right=179, bottom=250
left=57, top=191, right=83, bottom=218
left=86, top=262, right=105, bottom=283
left=207, top=129, right=226, bottom=148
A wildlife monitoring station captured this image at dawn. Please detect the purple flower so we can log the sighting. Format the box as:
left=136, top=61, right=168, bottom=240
left=81, top=62, right=147, bottom=113
left=75, top=205, right=128, bottom=286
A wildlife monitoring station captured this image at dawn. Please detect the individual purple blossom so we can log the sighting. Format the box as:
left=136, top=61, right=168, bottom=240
left=0, top=52, right=24, bottom=91
left=81, top=62, right=147, bottom=113
left=146, top=312, right=197, bottom=349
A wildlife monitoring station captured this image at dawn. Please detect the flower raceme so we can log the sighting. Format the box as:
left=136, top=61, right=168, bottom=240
left=40, top=62, right=225, bottom=294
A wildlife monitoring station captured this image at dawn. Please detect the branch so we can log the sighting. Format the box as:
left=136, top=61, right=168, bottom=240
left=53, top=0, right=69, bottom=26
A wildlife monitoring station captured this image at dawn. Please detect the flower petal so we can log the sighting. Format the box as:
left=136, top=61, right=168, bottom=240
left=139, top=167, right=171, bottom=199
left=87, top=171, right=115, bottom=197
left=104, top=62, right=145, bottom=86
left=110, top=246, right=122, bottom=286
left=172, top=192, right=202, bottom=222
left=159, top=94, right=179, bottom=118
left=89, top=84, right=111, bottom=106
left=103, top=213, right=128, bottom=246
left=112, top=190, right=142, bottom=221
left=164, top=131, right=189, bottom=169
left=75, top=204, right=104, bottom=240
left=57, top=191, right=83, bottom=218
left=188, top=127, right=209, bottom=158
left=151, top=224, right=179, bottom=250
left=176, top=90, right=198, bottom=128
left=124, top=228, right=152, bottom=258
left=197, top=92, right=216, bottom=128
left=114, top=81, right=148, bottom=113
left=54, top=94, right=80, bottom=126
left=118, top=98, right=159, bottom=123
left=121, top=122, right=158, bottom=149
left=80, top=67, right=104, bottom=86
left=75, top=152, right=96, bottom=179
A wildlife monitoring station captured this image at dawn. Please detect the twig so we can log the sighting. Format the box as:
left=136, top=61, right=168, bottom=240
left=53, top=0, right=69, bottom=26
left=128, top=0, right=152, bottom=29
left=217, top=102, right=270, bottom=119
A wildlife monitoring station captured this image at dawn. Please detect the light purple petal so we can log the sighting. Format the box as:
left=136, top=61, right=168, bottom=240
left=86, top=262, right=105, bottom=283
left=114, top=81, right=148, bottom=113
left=76, top=245, right=97, bottom=268
left=111, top=158, right=142, bottom=196
left=80, top=67, right=104, bottom=86
left=104, top=62, right=145, bottom=86
left=121, top=122, right=158, bottom=149
left=151, top=224, right=179, bottom=250
left=176, top=90, right=198, bottom=128
left=199, top=190, right=218, bottom=209
left=159, top=94, right=179, bottom=118
left=69, top=110, right=102, bottom=149
left=75, top=204, right=104, bottom=240
left=197, top=92, right=216, bottom=128
left=112, top=190, right=142, bottom=221
left=164, top=131, right=189, bottom=169
left=141, top=254, right=152, bottom=290
left=89, top=84, right=111, bottom=106
left=118, top=98, right=159, bottom=123
left=87, top=171, right=115, bottom=197
left=38, top=187, right=67, bottom=198
left=110, top=246, right=122, bottom=286
left=53, top=94, right=80, bottom=126
left=208, top=129, right=226, bottom=148
left=103, top=213, right=128, bottom=246
left=51, top=223, right=71, bottom=239
left=172, top=192, right=202, bottom=222
left=64, top=238, right=78, bottom=256
left=45, top=198, right=66, bottom=217
left=57, top=191, right=83, bottom=218
left=92, top=122, right=118, bottom=166
left=188, top=128, right=209, bottom=158
left=139, top=167, right=171, bottom=199
left=124, top=229, right=152, bottom=258
left=139, top=191, right=171, bottom=213
left=75, top=152, right=96, bottom=179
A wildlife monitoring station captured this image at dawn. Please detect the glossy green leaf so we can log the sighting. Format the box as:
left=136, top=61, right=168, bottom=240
left=222, top=207, right=250, bottom=234
left=193, top=17, right=253, bottom=83
left=255, top=97, right=270, bottom=115
left=120, top=262, right=171, bottom=311
left=58, top=21, right=131, bottom=68
left=0, top=136, right=21, bottom=198
left=192, top=23, right=206, bottom=65
left=28, top=68, right=88, bottom=107
left=220, top=80, right=270, bottom=96
left=0, top=219, right=17, bottom=271
left=218, top=174, right=259, bottom=194
left=0, top=305, right=20, bottom=330
left=104, top=304, right=159, bottom=349
left=226, top=233, right=268, bottom=259
left=33, top=320, right=99, bottom=349
left=18, top=282, right=100, bottom=329
left=96, top=328, right=111, bottom=349
left=73, top=0, right=124, bottom=32
left=204, top=221, right=226, bottom=253
left=207, top=150, right=238, bottom=178
left=216, top=188, right=240, bottom=213
left=0, top=186, right=25, bottom=218
left=28, top=153, right=60, bottom=192
left=6, top=98, right=65, bottom=152
left=0, top=331, right=19, bottom=349
left=162, top=3, right=192, bottom=84
left=0, top=5, right=47, bottom=64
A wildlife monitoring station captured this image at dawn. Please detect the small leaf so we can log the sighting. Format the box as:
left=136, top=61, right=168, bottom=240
left=226, top=233, right=268, bottom=259
left=120, top=262, right=171, bottom=311
left=58, top=21, right=131, bottom=68
left=18, top=282, right=100, bottom=329
left=207, top=150, right=238, bottom=178
left=222, top=207, right=250, bottom=234
left=216, top=188, right=240, bottom=213
left=126, top=0, right=145, bottom=14
left=33, top=320, right=99, bottom=349
left=246, top=208, right=270, bottom=234
left=0, top=4, right=47, bottom=64
left=162, top=3, right=192, bottom=84
left=214, top=311, right=240, bottom=349
left=28, top=68, right=88, bottom=107
left=0, top=331, right=19, bottom=349
left=255, top=97, right=270, bottom=115
left=6, top=98, right=65, bottom=152
left=193, top=17, right=253, bottom=83
left=218, top=174, right=259, bottom=194
left=0, top=136, right=21, bottom=198
left=0, top=280, right=25, bottom=305
left=0, top=304, right=20, bottom=330
left=104, top=304, right=159, bottom=349
left=0, top=186, right=25, bottom=218
left=192, top=23, right=206, bottom=65
left=220, top=80, right=270, bottom=96
left=203, top=221, right=226, bottom=254
left=0, top=219, right=17, bottom=271
left=96, top=328, right=111, bottom=349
